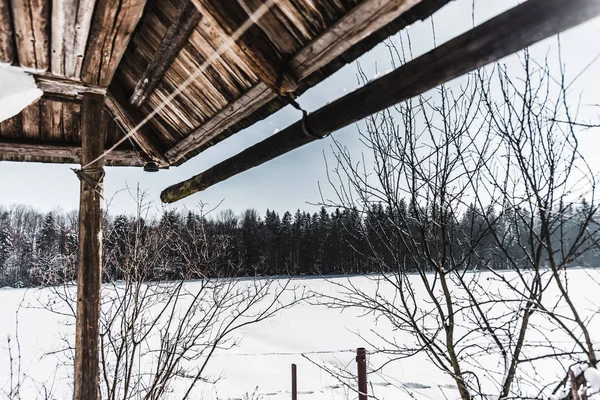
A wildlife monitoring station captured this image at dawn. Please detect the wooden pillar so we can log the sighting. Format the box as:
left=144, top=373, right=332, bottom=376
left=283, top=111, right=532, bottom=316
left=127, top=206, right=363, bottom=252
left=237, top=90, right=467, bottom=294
left=74, top=93, right=105, bottom=400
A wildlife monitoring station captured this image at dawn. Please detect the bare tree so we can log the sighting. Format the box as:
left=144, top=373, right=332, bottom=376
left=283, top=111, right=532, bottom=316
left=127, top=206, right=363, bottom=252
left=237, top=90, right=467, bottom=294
left=321, top=33, right=600, bottom=400
left=40, top=189, right=305, bottom=399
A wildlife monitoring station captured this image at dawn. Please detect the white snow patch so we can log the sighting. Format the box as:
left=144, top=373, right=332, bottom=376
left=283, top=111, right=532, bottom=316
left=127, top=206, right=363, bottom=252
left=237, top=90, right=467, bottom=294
left=0, top=65, right=43, bottom=123
left=586, top=368, right=600, bottom=394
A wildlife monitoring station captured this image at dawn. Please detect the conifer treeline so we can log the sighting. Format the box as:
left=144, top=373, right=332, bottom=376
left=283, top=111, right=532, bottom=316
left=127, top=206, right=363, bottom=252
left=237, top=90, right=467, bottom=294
left=0, top=201, right=598, bottom=288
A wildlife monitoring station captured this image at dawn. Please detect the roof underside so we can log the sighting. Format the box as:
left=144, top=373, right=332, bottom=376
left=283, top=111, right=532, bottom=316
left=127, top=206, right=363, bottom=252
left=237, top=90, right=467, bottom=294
left=0, top=0, right=450, bottom=167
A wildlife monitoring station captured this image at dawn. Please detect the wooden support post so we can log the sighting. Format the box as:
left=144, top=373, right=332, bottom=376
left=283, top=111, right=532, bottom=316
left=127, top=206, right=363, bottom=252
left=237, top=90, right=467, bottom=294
left=74, top=93, right=106, bottom=400
left=356, top=348, right=368, bottom=400
left=291, top=363, right=297, bottom=400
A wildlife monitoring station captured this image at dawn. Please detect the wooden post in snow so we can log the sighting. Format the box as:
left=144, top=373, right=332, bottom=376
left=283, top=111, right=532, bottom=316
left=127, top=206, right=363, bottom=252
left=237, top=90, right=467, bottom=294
left=356, top=348, right=368, bottom=400
left=291, top=363, right=297, bottom=400
left=74, top=92, right=105, bottom=400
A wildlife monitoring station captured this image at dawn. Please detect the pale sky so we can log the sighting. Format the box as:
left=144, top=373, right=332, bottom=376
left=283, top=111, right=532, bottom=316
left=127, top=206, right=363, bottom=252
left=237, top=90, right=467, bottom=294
left=1, top=0, right=599, bottom=216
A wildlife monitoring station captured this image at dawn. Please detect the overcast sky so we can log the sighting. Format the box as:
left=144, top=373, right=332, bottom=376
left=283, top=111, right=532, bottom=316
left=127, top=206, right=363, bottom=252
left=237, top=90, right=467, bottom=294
left=1, top=0, right=599, bottom=217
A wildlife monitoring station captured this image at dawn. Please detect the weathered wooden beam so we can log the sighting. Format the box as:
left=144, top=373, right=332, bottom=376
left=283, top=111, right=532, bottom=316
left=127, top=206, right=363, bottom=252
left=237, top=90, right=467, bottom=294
left=106, top=85, right=170, bottom=166
left=0, top=0, right=15, bottom=64
left=236, top=0, right=302, bottom=56
left=81, top=0, right=147, bottom=86
left=291, top=0, right=422, bottom=81
left=74, top=92, right=105, bottom=400
left=10, top=0, right=49, bottom=71
left=165, top=0, right=428, bottom=164
left=0, top=141, right=142, bottom=165
left=165, top=82, right=275, bottom=162
left=34, top=74, right=107, bottom=98
left=161, top=0, right=600, bottom=203
left=51, top=0, right=97, bottom=78
left=191, top=0, right=297, bottom=94
left=130, top=1, right=202, bottom=107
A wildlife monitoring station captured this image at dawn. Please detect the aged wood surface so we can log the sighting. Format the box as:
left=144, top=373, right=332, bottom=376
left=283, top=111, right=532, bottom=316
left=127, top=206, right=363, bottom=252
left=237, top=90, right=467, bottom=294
left=35, top=74, right=107, bottom=98
left=74, top=92, right=105, bottom=400
left=161, top=0, right=600, bottom=203
left=81, top=0, right=147, bottom=86
left=0, top=0, right=14, bottom=64
left=130, top=0, right=202, bottom=107
left=192, top=0, right=298, bottom=94
left=291, top=0, right=422, bottom=80
left=106, top=85, right=170, bottom=166
left=10, top=0, right=49, bottom=71
left=51, top=0, right=97, bottom=77
left=164, top=0, right=425, bottom=163
left=165, top=82, right=275, bottom=162
left=0, top=141, right=141, bottom=165
left=236, top=0, right=302, bottom=56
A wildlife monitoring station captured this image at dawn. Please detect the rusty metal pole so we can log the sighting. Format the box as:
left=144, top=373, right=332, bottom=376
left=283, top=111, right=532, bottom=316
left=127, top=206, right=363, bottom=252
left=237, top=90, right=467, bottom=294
left=356, top=348, right=368, bottom=400
left=291, top=363, right=297, bottom=400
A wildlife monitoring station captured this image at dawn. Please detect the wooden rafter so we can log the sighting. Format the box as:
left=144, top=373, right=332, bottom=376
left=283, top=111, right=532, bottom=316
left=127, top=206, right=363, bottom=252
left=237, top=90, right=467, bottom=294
left=81, top=0, right=147, bottom=86
left=34, top=74, right=107, bottom=98
left=291, top=0, right=422, bottom=81
left=191, top=0, right=298, bottom=94
left=10, top=0, right=49, bottom=72
left=0, top=141, right=141, bottom=165
left=161, top=0, right=600, bottom=203
left=165, top=0, right=426, bottom=164
left=164, top=82, right=275, bottom=162
left=129, top=1, right=202, bottom=107
left=50, top=0, right=97, bottom=78
left=106, top=85, right=170, bottom=166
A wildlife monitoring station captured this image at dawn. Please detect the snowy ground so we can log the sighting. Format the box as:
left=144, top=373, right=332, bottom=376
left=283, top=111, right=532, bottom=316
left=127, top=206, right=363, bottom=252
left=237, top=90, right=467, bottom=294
left=1, top=269, right=599, bottom=400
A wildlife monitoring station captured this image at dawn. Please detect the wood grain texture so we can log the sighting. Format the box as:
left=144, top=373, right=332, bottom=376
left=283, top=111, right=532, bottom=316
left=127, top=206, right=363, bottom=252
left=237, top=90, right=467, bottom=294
left=130, top=0, right=201, bottom=107
left=74, top=92, right=104, bottom=400
left=165, top=82, right=275, bottom=162
left=0, top=0, right=14, bottom=64
left=106, top=85, right=170, bottom=166
left=236, top=0, right=302, bottom=56
left=51, top=0, right=97, bottom=77
left=35, top=74, right=107, bottom=98
left=10, top=0, right=49, bottom=71
left=192, top=0, right=298, bottom=94
left=161, top=0, right=600, bottom=202
left=81, top=0, right=147, bottom=86
left=291, top=0, right=422, bottom=80
left=0, top=141, right=140, bottom=164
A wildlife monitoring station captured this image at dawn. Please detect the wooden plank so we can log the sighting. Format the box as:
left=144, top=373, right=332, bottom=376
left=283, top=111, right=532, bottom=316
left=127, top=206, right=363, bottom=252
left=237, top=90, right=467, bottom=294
left=81, top=0, right=147, bottom=86
left=0, top=141, right=141, bottom=165
left=291, top=0, right=422, bottom=80
left=34, top=74, right=107, bottom=98
left=106, top=85, right=170, bottom=166
left=51, top=0, right=97, bottom=78
left=130, top=1, right=201, bottom=107
left=10, top=0, right=49, bottom=71
left=236, top=0, right=302, bottom=56
left=192, top=0, right=297, bottom=94
left=0, top=0, right=15, bottom=64
left=161, top=0, right=600, bottom=203
left=74, top=92, right=105, bottom=400
left=20, top=103, right=41, bottom=139
left=165, top=82, right=275, bottom=162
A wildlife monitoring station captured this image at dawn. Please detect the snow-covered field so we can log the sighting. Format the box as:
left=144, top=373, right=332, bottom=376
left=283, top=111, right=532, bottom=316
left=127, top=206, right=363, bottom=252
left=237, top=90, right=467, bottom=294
left=1, top=269, right=599, bottom=400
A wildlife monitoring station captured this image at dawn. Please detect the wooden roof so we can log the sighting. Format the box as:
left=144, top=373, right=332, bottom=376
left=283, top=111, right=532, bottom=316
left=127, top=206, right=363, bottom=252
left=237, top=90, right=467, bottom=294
left=0, top=0, right=450, bottom=168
